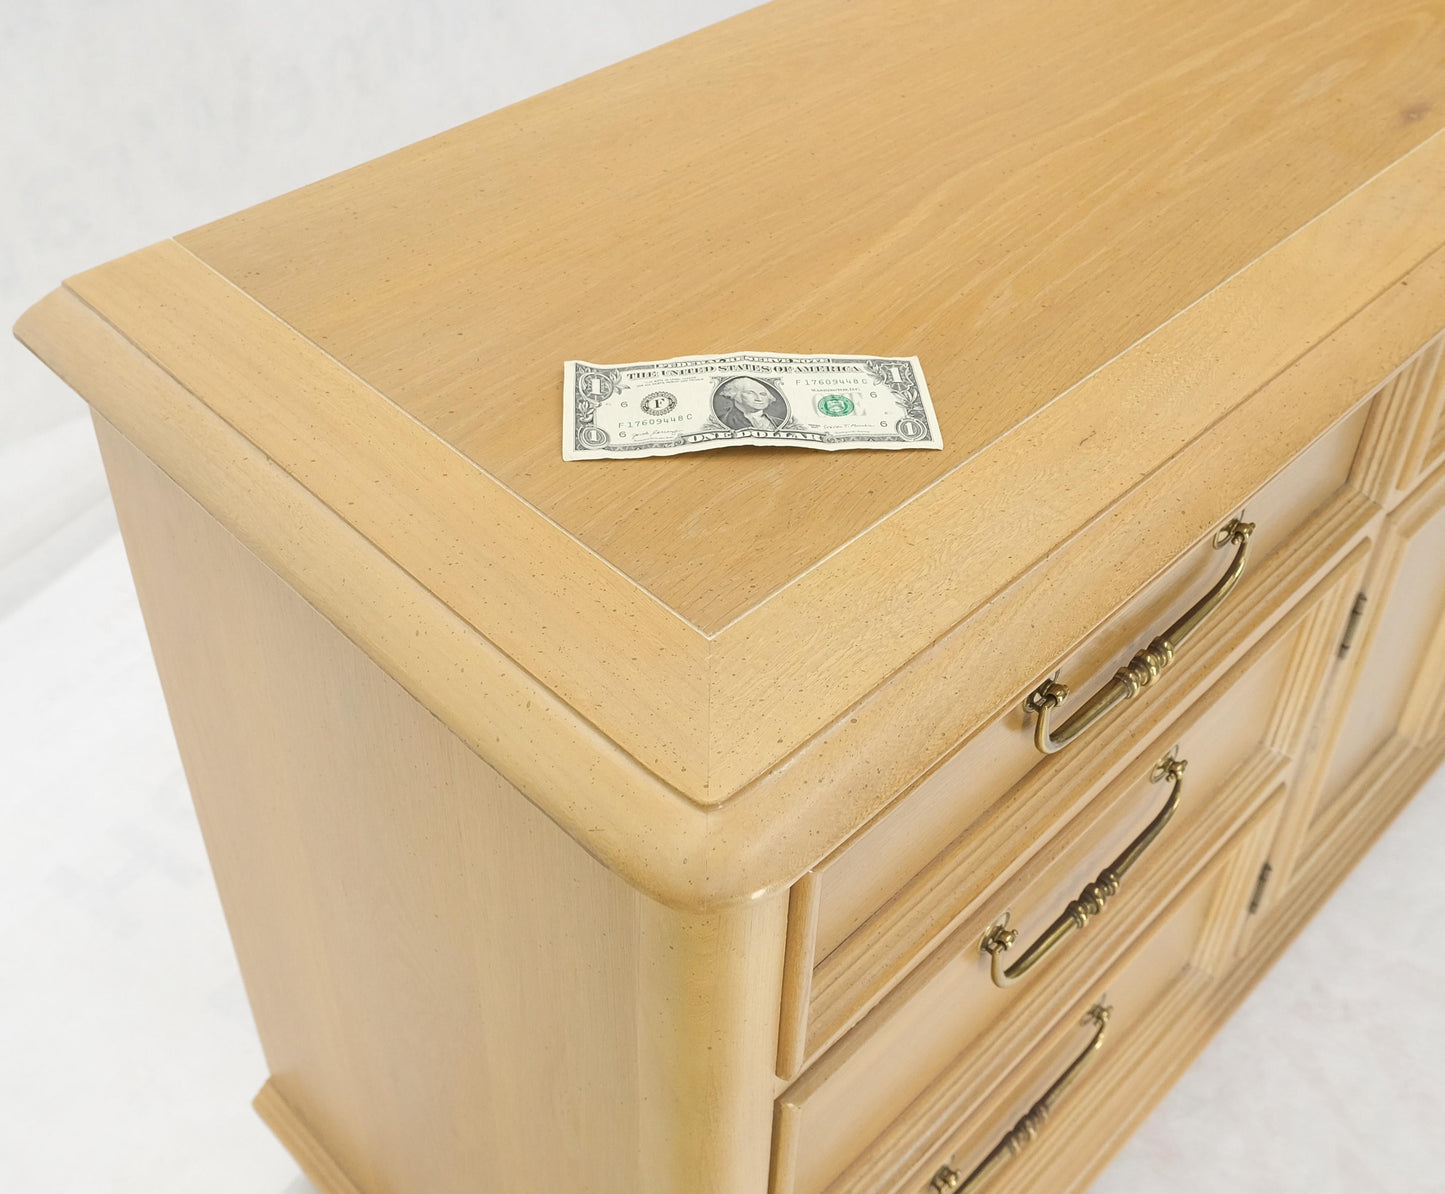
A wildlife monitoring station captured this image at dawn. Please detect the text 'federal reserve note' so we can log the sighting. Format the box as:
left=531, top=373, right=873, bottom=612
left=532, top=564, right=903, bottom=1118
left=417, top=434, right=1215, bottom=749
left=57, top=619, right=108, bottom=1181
left=563, top=351, right=941, bottom=460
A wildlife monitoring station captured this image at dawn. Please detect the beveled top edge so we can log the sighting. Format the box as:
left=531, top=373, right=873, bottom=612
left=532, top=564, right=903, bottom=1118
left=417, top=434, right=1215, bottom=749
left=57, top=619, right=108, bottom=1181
left=22, top=119, right=1445, bottom=815
left=17, top=213, right=1445, bottom=906
left=16, top=226, right=1445, bottom=908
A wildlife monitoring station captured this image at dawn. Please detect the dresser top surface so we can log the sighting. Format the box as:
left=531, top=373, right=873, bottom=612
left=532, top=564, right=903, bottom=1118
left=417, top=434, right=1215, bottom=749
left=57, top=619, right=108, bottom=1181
left=172, top=0, right=1443, bottom=631
left=20, top=0, right=1445, bottom=895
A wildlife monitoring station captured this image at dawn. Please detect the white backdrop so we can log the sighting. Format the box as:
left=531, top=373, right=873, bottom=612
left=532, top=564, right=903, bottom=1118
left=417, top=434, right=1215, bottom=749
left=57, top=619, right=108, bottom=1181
left=3, top=3, right=1442, bottom=1192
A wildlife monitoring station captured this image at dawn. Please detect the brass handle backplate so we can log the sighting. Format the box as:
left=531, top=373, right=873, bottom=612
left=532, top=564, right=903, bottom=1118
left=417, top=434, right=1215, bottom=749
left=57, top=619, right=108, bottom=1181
left=980, top=752, right=1186, bottom=988
left=930, top=1001, right=1113, bottom=1193
left=1025, top=518, right=1254, bottom=754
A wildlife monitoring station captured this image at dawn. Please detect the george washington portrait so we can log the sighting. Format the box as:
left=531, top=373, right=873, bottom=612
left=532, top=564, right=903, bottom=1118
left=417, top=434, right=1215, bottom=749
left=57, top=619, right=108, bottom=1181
left=712, top=375, right=789, bottom=431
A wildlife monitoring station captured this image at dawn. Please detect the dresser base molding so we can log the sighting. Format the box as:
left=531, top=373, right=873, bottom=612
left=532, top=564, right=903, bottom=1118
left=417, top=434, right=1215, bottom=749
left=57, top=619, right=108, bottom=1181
left=253, top=1082, right=365, bottom=1194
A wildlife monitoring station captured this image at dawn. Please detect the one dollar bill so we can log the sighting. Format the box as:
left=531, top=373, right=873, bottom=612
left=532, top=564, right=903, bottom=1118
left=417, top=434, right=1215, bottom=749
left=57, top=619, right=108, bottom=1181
left=563, top=351, right=941, bottom=460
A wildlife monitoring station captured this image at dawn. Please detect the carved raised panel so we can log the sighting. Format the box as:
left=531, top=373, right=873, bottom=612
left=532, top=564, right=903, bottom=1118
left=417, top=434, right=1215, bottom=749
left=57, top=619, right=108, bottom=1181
left=1349, top=333, right=1445, bottom=508
left=1278, top=455, right=1445, bottom=881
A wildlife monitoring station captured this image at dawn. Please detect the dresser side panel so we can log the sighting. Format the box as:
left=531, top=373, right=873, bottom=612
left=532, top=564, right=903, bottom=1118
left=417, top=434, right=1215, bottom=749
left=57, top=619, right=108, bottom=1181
left=92, top=416, right=783, bottom=1194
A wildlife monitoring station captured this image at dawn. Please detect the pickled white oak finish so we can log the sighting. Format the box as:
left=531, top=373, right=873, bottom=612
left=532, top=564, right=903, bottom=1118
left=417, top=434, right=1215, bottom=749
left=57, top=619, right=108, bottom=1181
left=14, top=4, right=1445, bottom=1185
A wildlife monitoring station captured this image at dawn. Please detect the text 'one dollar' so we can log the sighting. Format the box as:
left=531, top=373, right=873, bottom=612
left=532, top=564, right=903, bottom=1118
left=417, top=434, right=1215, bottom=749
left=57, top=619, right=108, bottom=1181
left=563, top=351, right=942, bottom=460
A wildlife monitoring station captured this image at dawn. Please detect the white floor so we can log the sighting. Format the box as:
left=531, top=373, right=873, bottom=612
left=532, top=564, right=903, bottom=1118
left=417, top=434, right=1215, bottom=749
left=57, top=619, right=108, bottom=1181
left=3, top=2, right=1443, bottom=1190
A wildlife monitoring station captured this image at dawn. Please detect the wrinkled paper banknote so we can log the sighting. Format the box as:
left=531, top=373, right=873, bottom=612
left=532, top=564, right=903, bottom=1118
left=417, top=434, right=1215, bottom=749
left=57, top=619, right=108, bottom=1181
left=563, top=351, right=941, bottom=460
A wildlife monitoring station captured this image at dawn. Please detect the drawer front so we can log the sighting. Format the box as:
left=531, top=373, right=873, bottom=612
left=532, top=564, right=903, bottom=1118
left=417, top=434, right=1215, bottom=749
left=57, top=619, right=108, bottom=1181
left=768, top=557, right=1367, bottom=1194
left=776, top=790, right=1284, bottom=1194
left=809, top=399, right=1372, bottom=968
left=916, top=882, right=1217, bottom=1194
left=789, top=509, right=1374, bottom=1073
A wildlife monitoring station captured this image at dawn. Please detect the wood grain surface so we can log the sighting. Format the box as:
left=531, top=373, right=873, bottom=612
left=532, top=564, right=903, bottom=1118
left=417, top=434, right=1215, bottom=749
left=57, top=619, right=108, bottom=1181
left=178, top=0, right=1445, bottom=630
left=13, top=239, right=1445, bottom=902
left=16, top=0, right=1445, bottom=883
left=35, top=127, right=1445, bottom=808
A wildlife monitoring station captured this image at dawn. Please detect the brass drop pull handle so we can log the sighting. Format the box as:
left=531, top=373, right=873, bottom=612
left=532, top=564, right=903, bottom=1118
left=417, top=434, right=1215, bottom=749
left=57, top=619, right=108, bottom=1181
left=930, top=1001, right=1112, bottom=1193
left=1025, top=518, right=1255, bottom=754
left=980, top=752, right=1186, bottom=988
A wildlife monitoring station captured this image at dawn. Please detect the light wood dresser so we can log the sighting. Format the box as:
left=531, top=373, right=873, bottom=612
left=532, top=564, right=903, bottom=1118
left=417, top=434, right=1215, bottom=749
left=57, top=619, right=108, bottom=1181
left=16, top=2, right=1445, bottom=1192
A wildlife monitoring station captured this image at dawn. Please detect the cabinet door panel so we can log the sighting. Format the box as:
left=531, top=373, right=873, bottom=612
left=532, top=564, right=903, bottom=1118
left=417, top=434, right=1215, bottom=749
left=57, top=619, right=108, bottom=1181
left=1315, top=460, right=1445, bottom=819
